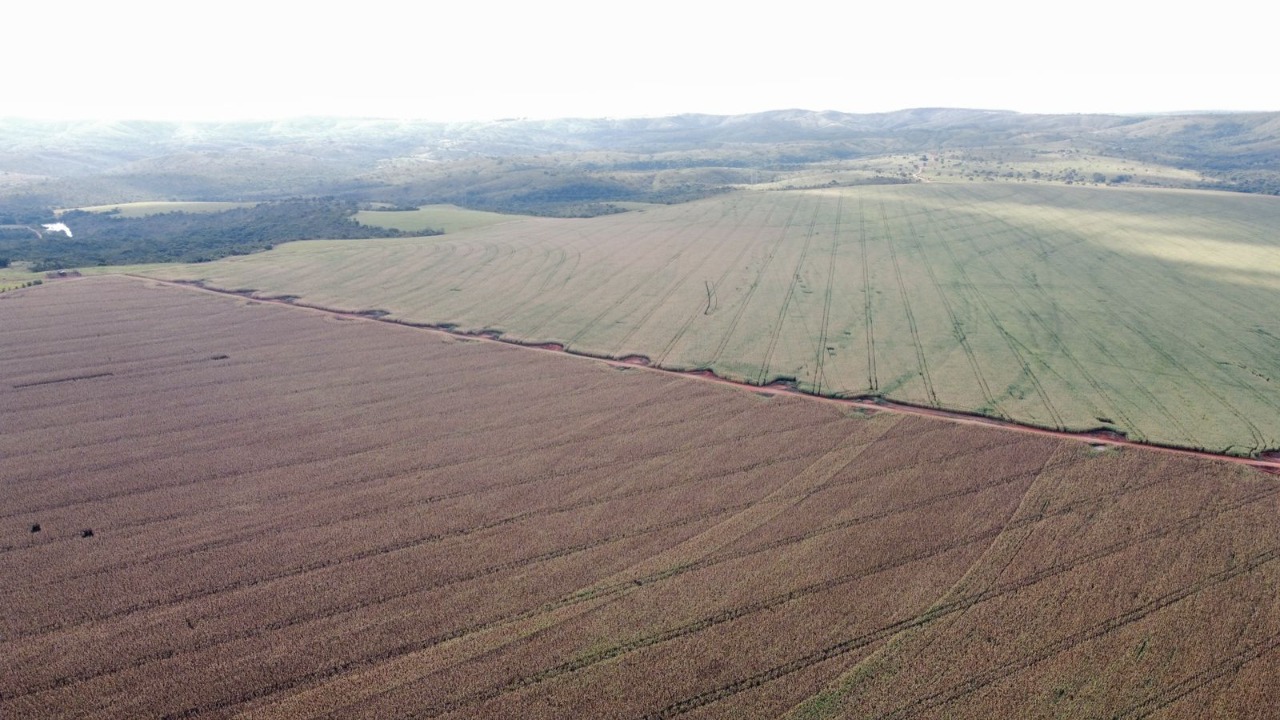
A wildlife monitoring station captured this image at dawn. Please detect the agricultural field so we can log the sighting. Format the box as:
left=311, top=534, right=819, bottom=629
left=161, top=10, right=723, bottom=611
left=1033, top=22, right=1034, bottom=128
left=0, top=265, right=41, bottom=292
left=1, top=276, right=1278, bottom=718
left=144, top=182, right=1280, bottom=456
left=67, top=201, right=258, bottom=217
left=353, top=204, right=522, bottom=234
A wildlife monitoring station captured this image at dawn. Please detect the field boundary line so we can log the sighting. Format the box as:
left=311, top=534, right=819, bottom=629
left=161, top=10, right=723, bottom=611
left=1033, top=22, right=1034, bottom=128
left=119, top=274, right=1280, bottom=471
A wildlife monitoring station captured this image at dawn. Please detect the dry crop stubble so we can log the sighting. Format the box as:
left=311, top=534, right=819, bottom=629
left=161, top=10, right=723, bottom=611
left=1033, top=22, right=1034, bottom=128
left=3, top=276, right=1278, bottom=719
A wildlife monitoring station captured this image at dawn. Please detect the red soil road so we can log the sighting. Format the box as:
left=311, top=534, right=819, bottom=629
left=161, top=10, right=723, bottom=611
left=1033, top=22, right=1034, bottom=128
left=149, top=275, right=1280, bottom=474
left=1, top=275, right=1277, bottom=719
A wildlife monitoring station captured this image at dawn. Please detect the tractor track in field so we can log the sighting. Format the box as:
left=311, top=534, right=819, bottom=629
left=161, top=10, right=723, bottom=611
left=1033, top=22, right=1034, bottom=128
left=1114, top=630, right=1280, bottom=719
left=7, top=413, right=836, bottom=642
left=5, top=395, right=779, bottom=579
left=903, top=205, right=1004, bottom=419
left=755, top=202, right=819, bottom=386
left=926, top=211, right=1067, bottom=430
left=27, top=432, right=1250, bottom=715
left=942, top=188, right=1278, bottom=450
left=876, top=548, right=1280, bottom=719
left=125, top=440, right=1040, bottom=718
left=239, top=453, right=1263, bottom=720
left=651, top=196, right=791, bottom=367
left=607, top=200, right=761, bottom=358
left=122, top=276, right=1280, bottom=474
left=812, top=195, right=842, bottom=395
left=641, top=484, right=1280, bottom=719
left=706, top=195, right=810, bottom=368
left=419, top=529, right=1002, bottom=719
left=4, top=499, right=757, bottom=703
left=60, top=430, right=1039, bottom=716
left=921, top=200, right=1200, bottom=444
left=878, top=201, right=938, bottom=408
left=937, top=204, right=1144, bottom=436
left=517, top=204, right=723, bottom=342
left=929, top=194, right=1156, bottom=442
left=858, top=199, right=879, bottom=394
left=564, top=203, right=731, bottom=349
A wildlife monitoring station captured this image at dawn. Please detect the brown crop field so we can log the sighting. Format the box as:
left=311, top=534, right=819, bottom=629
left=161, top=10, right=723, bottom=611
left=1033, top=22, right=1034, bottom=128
left=2, top=276, right=1278, bottom=719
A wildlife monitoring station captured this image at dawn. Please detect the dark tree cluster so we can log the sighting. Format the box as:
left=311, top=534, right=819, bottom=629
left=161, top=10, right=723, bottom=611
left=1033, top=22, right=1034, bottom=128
left=0, top=199, right=431, bottom=271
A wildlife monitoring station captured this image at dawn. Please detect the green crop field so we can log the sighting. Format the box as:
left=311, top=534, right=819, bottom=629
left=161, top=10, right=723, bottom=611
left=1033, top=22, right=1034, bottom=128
left=353, top=204, right=522, bottom=234
left=68, top=201, right=258, bottom=217
left=0, top=267, right=41, bottom=292
left=141, top=183, right=1280, bottom=455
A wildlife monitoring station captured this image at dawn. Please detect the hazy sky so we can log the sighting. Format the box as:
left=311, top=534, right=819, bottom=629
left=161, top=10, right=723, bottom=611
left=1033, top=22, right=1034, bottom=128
left=7, top=1, right=1274, bottom=122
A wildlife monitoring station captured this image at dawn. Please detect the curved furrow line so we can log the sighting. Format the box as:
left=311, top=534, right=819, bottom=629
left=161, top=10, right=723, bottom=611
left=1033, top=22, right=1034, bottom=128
left=755, top=198, right=820, bottom=386
left=26, top=398, right=785, bottom=587
left=0, top=366, right=668, bottom=520
left=515, top=214, right=702, bottom=342
left=452, top=233, right=565, bottom=322
left=634, top=482, right=1280, bottom=718
left=878, top=201, right=938, bottom=407
left=858, top=198, right=878, bottom=393
left=1116, top=631, right=1280, bottom=719
left=653, top=196, right=791, bottom=367
left=904, top=204, right=1005, bottom=419
left=813, top=195, right=843, bottom=395
left=420, top=530, right=1004, bottom=719
left=3, top=500, right=756, bottom=703
left=929, top=206, right=1065, bottom=430
left=383, top=240, right=497, bottom=311
left=877, top=549, right=1280, bottom=719
left=417, top=239, right=508, bottom=307
left=706, top=195, right=809, bottom=367
left=941, top=201, right=1148, bottom=438
left=373, top=240, right=477, bottom=301
left=7, top=414, right=835, bottom=637
left=454, top=218, right=627, bottom=323
left=563, top=211, right=728, bottom=350
left=608, top=200, right=762, bottom=357
left=534, top=246, right=568, bottom=294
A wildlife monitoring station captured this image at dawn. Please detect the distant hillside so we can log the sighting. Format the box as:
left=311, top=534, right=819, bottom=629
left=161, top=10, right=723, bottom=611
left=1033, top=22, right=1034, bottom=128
left=1, top=109, right=1277, bottom=208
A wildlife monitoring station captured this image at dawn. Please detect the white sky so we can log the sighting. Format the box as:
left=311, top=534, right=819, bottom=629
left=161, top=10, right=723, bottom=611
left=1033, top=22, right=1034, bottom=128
left=5, top=1, right=1275, bottom=122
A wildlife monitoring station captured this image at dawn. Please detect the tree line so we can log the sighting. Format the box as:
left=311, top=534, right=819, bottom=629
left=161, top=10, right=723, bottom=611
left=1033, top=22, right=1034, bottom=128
left=0, top=199, right=431, bottom=271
